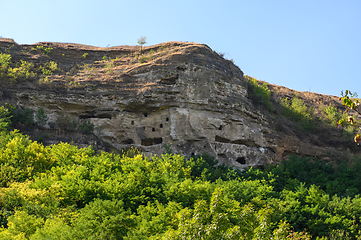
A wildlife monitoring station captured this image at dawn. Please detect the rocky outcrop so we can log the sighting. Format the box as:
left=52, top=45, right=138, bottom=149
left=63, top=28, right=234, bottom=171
left=0, top=39, right=358, bottom=168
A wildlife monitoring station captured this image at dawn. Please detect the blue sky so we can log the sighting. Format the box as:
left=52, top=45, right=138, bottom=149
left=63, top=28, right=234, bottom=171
left=1, top=0, right=360, bottom=97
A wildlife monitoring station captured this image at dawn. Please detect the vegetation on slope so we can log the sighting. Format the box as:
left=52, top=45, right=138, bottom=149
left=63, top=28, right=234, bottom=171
left=1, top=39, right=361, bottom=239
left=1, top=105, right=361, bottom=239
left=0, top=41, right=184, bottom=89
left=245, top=75, right=273, bottom=112
left=246, top=75, right=361, bottom=150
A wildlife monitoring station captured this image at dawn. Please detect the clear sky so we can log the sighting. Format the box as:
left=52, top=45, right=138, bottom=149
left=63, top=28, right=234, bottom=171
left=1, top=0, right=360, bottom=97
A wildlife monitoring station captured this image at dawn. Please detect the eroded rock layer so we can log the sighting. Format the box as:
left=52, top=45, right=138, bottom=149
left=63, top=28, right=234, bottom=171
left=1, top=39, right=357, bottom=168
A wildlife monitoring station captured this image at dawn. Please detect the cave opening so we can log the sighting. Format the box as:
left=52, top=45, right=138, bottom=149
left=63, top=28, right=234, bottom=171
left=121, top=139, right=134, bottom=144
left=236, top=157, right=246, bottom=165
left=141, top=138, right=163, bottom=146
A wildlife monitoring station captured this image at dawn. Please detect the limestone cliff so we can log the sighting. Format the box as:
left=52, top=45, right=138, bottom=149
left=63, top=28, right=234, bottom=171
left=0, top=39, right=359, bottom=168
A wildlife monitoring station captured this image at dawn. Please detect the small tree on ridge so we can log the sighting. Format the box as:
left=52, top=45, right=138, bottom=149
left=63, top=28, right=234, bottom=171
left=137, top=36, right=147, bottom=53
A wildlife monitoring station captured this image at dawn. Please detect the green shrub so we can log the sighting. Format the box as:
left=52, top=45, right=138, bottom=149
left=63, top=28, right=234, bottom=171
left=55, top=112, right=77, bottom=130
left=343, top=125, right=356, bottom=139
left=29, top=217, right=73, bottom=240
left=0, top=53, right=11, bottom=68
left=257, top=154, right=361, bottom=197
left=0, top=53, right=11, bottom=79
left=38, top=76, right=50, bottom=84
left=78, top=120, right=94, bottom=134
left=72, top=199, right=136, bottom=239
left=188, top=153, right=240, bottom=182
left=138, top=55, right=149, bottom=63
left=245, top=75, right=273, bottom=111
left=320, top=103, right=341, bottom=127
left=12, top=108, right=34, bottom=127
left=0, top=134, right=53, bottom=187
left=164, top=188, right=289, bottom=239
left=0, top=211, right=44, bottom=239
left=35, top=108, right=48, bottom=128
left=80, top=63, right=96, bottom=79
left=281, top=94, right=316, bottom=131
left=121, top=147, right=141, bottom=158
left=39, top=61, right=58, bottom=76
left=7, top=60, right=36, bottom=84
left=33, top=45, right=53, bottom=54
left=0, top=104, right=14, bottom=131
left=0, top=54, right=37, bottom=84
left=105, top=60, right=114, bottom=74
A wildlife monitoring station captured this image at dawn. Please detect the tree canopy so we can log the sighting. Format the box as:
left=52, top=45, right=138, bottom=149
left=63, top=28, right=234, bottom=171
left=1, top=105, right=361, bottom=239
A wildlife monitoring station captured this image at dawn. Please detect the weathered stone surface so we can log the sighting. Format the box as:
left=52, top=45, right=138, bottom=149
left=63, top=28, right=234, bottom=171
left=1, top=39, right=359, bottom=169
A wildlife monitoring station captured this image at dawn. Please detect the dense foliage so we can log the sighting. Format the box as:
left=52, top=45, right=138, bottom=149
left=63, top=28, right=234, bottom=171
left=1, top=105, right=361, bottom=239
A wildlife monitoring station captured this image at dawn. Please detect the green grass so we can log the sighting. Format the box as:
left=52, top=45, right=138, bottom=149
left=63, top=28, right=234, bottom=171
left=245, top=75, right=274, bottom=112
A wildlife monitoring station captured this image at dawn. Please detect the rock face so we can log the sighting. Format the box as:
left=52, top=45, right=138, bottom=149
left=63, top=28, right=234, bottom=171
left=0, top=39, right=358, bottom=168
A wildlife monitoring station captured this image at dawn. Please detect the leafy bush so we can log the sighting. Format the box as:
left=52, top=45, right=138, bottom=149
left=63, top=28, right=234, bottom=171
left=320, top=103, right=361, bottom=143
left=245, top=75, right=273, bottom=111
left=188, top=153, right=240, bottom=182
left=1, top=107, right=361, bottom=239
left=256, top=154, right=361, bottom=197
left=33, top=45, right=53, bottom=54
left=343, top=124, right=356, bottom=139
left=6, top=60, right=36, bottom=84
left=0, top=104, right=14, bottom=131
left=0, top=53, right=41, bottom=84
left=11, top=107, right=34, bottom=127
left=121, top=147, right=141, bottom=158
left=29, top=217, right=73, bottom=240
left=72, top=199, right=136, bottom=239
left=35, top=107, right=48, bottom=128
left=281, top=94, right=316, bottom=131
left=320, top=104, right=341, bottom=127
left=0, top=53, right=11, bottom=79
left=78, top=120, right=94, bottom=134
left=138, top=54, right=150, bottom=63
left=164, top=188, right=289, bottom=239
left=55, top=112, right=77, bottom=130
left=104, top=59, right=114, bottom=74
left=0, top=211, right=44, bottom=239
left=0, top=133, right=53, bottom=187
left=39, top=61, right=58, bottom=75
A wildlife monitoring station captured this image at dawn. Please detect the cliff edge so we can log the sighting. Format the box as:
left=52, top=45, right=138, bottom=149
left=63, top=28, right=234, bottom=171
left=0, top=38, right=359, bottom=168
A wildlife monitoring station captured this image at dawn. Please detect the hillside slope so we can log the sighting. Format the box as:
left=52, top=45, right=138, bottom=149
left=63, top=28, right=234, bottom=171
left=0, top=38, right=360, bottom=168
